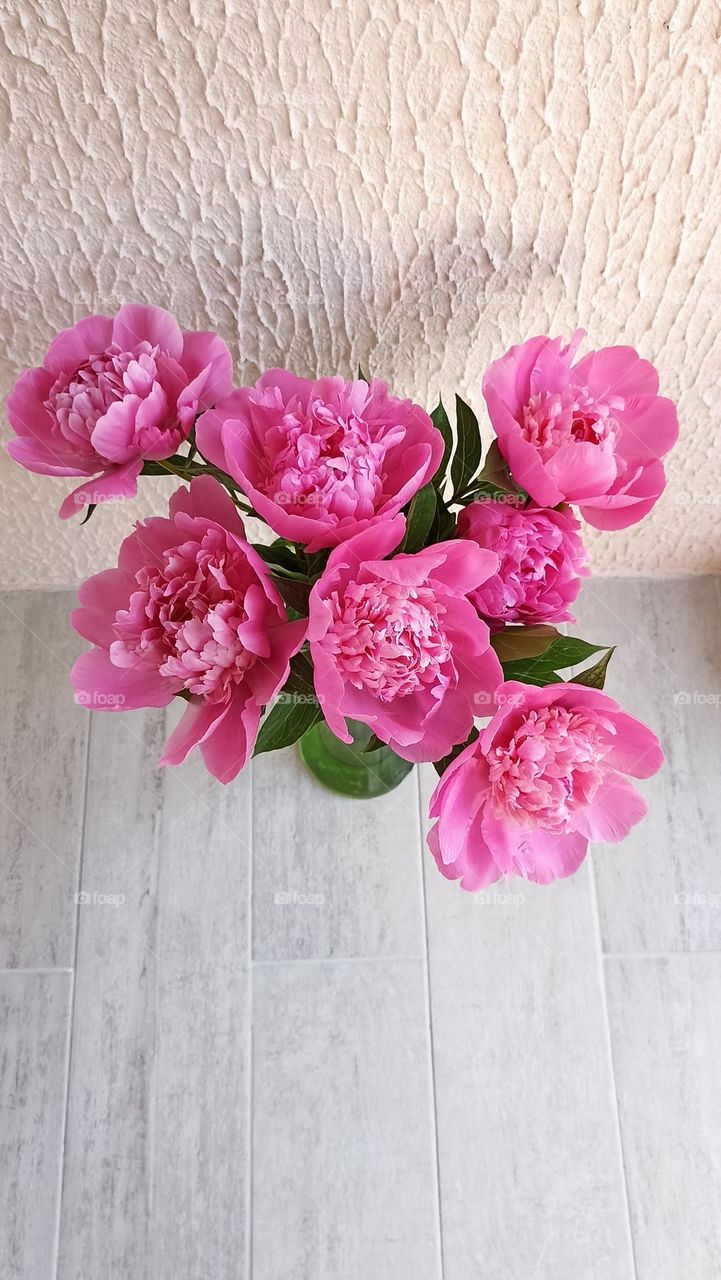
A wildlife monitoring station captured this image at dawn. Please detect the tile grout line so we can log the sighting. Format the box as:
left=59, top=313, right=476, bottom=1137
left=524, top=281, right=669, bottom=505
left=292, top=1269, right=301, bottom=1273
left=245, top=758, right=255, bottom=1280
left=416, top=768, right=446, bottom=1280
left=51, top=712, right=92, bottom=1280
left=603, top=950, right=721, bottom=960
left=250, top=952, right=426, bottom=967
left=588, top=853, right=639, bottom=1280
left=0, top=968, right=74, bottom=975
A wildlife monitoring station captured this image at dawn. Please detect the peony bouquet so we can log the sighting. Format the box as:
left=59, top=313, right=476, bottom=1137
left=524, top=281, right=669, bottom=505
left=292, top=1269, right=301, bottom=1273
left=6, top=305, right=678, bottom=889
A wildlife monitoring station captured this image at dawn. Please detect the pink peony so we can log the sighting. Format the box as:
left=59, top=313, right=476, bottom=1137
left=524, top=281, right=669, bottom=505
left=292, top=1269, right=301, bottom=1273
left=457, top=499, right=589, bottom=627
left=195, top=370, right=444, bottom=551
left=428, top=681, right=663, bottom=888
left=70, top=476, right=306, bottom=782
left=6, top=304, right=233, bottom=518
left=482, top=331, right=678, bottom=529
left=306, top=515, right=503, bottom=763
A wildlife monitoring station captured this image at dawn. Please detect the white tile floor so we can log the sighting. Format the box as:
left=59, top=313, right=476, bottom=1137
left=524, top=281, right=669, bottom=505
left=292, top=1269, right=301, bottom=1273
left=0, top=578, right=720, bottom=1279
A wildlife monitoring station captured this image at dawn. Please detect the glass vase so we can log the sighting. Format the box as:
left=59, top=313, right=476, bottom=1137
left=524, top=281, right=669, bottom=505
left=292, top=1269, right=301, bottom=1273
left=298, top=718, right=413, bottom=798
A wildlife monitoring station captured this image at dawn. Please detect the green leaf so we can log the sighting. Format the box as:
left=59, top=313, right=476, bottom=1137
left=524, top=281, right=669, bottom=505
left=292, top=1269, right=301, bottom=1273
left=474, top=440, right=519, bottom=495
left=571, top=646, right=616, bottom=689
left=79, top=503, right=97, bottom=526
left=360, top=732, right=386, bottom=754
left=427, top=498, right=456, bottom=544
left=501, top=635, right=612, bottom=688
left=283, top=650, right=316, bottom=697
left=252, top=543, right=308, bottom=579
left=433, top=726, right=479, bottom=777
left=253, top=695, right=322, bottom=756
left=401, top=483, right=437, bottom=554
left=491, top=625, right=561, bottom=663
left=357, top=363, right=369, bottom=382
left=450, top=395, right=482, bottom=498
left=430, top=399, right=453, bottom=483
left=271, top=575, right=311, bottom=616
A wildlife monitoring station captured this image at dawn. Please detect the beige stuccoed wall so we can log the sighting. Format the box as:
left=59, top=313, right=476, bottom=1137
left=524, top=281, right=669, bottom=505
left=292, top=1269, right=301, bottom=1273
left=1, top=0, right=719, bottom=588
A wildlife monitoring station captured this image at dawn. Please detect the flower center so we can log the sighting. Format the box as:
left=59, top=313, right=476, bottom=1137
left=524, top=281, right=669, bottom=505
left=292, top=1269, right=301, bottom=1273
left=109, top=529, right=257, bottom=702
left=324, top=580, right=452, bottom=701
left=488, top=705, right=611, bottom=832
left=261, top=392, right=404, bottom=521
left=46, top=342, right=168, bottom=454
left=521, top=387, right=622, bottom=460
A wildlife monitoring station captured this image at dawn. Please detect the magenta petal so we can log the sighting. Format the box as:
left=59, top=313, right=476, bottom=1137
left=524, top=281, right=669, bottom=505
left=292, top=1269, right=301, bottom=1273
left=179, top=331, right=233, bottom=402
left=580, top=462, right=666, bottom=530
left=90, top=397, right=140, bottom=463
left=71, top=648, right=174, bottom=711
left=72, top=569, right=134, bottom=645
left=58, top=460, right=143, bottom=519
left=495, top=426, right=564, bottom=506
left=112, top=303, right=184, bottom=358
left=482, top=335, right=551, bottom=414
left=604, top=712, right=664, bottom=778
left=200, top=696, right=258, bottom=782
left=43, top=315, right=114, bottom=375
left=543, top=440, right=618, bottom=501
left=311, top=645, right=351, bottom=743
left=168, top=475, right=246, bottom=539
left=6, top=367, right=55, bottom=437
left=571, top=346, right=660, bottom=399
left=574, top=774, right=647, bottom=843
left=7, top=436, right=98, bottom=478
left=615, top=395, right=679, bottom=464
left=522, top=828, right=589, bottom=884
left=160, top=699, right=228, bottom=767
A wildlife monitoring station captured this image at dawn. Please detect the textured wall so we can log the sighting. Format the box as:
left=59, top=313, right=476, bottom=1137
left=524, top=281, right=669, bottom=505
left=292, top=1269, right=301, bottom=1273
left=1, top=0, right=719, bottom=588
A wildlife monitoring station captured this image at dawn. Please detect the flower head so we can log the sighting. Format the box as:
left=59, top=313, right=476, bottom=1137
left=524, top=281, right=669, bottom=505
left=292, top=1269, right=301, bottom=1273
left=428, top=681, right=663, bottom=888
left=70, top=476, right=306, bottom=782
left=307, top=516, right=503, bottom=762
left=482, top=331, right=678, bottom=529
left=457, top=500, right=589, bottom=627
left=196, top=370, right=444, bottom=551
left=6, top=304, right=233, bottom=517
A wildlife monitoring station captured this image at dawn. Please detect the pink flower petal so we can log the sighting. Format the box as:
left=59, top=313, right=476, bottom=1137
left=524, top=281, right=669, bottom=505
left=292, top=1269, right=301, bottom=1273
left=112, top=303, right=184, bottom=358
left=43, top=315, right=114, bottom=375
left=59, top=459, right=143, bottom=519
left=71, top=648, right=174, bottom=710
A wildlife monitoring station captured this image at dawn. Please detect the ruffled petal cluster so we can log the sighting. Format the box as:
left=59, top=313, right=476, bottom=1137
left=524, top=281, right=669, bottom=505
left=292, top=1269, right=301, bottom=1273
left=196, top=370, right=444, bottom=551
left=457, top=500, right=589, bottom=627
left=428, top=682, right=663, bottom=888
left=7, top=304, right=232, bottom=518
left=482, top=331, right=678, bottom=529
left=307, top=516, right=503, bottom=762
left=70, top=476, right=306, bottom=782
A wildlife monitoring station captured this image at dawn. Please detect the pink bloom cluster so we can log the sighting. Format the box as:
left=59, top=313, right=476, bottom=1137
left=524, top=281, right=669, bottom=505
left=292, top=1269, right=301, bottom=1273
left=7, top=304, right=232, bottom=518
left=71, top=477, right=305, bottom=781
left=483, top=330, right=678, bottom=530
left=428, top=683, right=663, bottom=887
left=307, top=516, right=502, bottom=762
left=457, top=500, right=589, bottom=627
left=196, top=370, right=444, bottom=551
left=6, top=305, right=676, bottom=893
